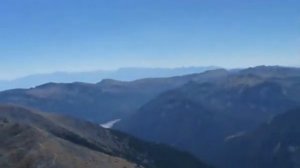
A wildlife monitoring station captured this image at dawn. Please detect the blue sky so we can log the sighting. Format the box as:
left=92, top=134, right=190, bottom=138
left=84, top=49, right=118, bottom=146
left=0, top=0, right=299, bottom=79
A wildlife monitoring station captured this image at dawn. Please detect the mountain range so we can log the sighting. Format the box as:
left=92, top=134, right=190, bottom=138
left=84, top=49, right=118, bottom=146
left=1, top=65, right=300, bottom=168
left=0, top=66, right=217, bottom=91
left=0, top=68, right=226, bottom=123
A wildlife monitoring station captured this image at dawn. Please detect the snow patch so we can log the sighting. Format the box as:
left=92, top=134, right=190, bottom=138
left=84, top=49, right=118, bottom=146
left=100, top=119, right=121, bottom=129
left=273, top=142, right=281, bottom=154
left=225, top=132, right=245, bottom=141
left=288, top=145, right=299, bottom=153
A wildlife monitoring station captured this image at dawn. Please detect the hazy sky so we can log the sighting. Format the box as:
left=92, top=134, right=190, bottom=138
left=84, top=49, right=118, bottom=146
left=0, top=0, right=299, bottom=79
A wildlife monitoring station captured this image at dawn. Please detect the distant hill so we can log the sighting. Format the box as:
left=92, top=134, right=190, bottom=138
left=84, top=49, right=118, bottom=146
left=0, top=66, right=217, bottom=91
left=115, top=66, right=300, bottom=165
left=0, top=105, right=211, bottom=168
left=218, top=108, right=300, bottom=168
left=0, top=69, right=228, bottom=123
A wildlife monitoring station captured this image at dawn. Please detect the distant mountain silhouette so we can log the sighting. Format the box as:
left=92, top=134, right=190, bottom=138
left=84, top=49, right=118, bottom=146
left=0, top=105, right=211, bottom=168
left=0, top=66, right=217, bottom=91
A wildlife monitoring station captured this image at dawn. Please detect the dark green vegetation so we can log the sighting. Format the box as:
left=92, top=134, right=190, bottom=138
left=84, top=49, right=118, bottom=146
left=0, top=105, right=210, bottom=168
left=0, top=69, right=227, bottom=123
left=218, top=108, right=300, bottom=168
left=115, top=66, right=300, bottom=166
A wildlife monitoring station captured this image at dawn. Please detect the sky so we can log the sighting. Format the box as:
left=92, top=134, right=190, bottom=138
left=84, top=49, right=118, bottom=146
left=0, top=0, right=299, bottom=80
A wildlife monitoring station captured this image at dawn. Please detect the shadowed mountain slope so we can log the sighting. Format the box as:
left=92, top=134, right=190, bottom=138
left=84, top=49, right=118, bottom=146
left=217, top=108, right=300, bottom=168
left=115, top=66, right=300, bottom=164
left=0, top=105, right=211, bottom=168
